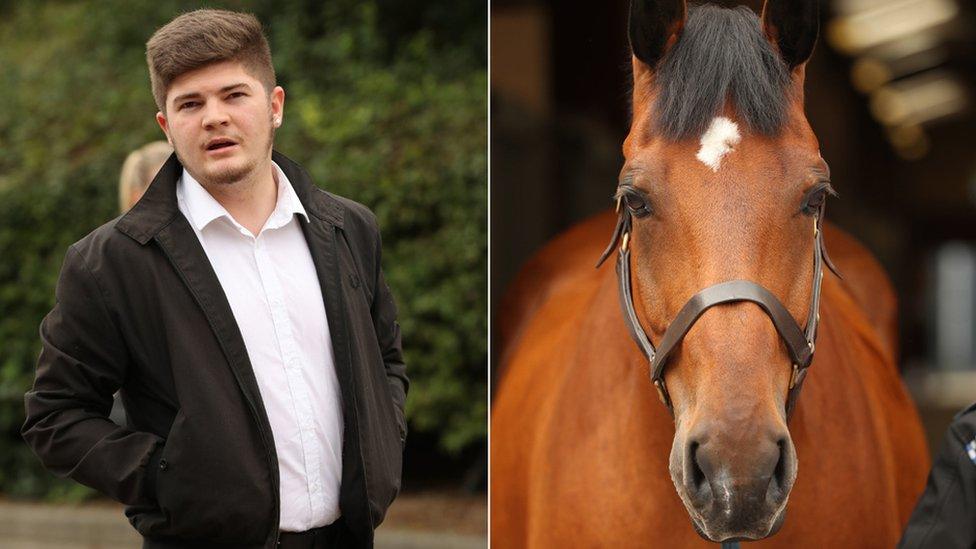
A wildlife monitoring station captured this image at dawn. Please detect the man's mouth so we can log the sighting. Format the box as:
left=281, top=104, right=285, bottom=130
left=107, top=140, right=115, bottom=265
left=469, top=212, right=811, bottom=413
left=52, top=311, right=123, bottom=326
left=205, top=138, right=238, bottom=151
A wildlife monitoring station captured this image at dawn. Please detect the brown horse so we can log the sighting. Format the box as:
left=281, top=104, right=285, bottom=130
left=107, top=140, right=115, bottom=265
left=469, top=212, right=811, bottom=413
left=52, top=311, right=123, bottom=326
left=491, top=1, right=930, bottom=546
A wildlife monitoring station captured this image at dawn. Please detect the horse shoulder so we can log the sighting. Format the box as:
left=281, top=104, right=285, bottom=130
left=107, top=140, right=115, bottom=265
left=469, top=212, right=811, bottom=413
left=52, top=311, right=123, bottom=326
left=818, top=224, right=931, bottom=529
left=822, top=222, right=898, bottom=362
left=492, top=209, right=612, bottom=531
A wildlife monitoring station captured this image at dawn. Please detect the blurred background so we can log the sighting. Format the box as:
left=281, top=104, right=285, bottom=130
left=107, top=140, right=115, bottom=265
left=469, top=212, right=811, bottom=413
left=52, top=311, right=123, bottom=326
left=492, top=0, right=976, bottom=454
left=0, top=1, right=485, bottom=547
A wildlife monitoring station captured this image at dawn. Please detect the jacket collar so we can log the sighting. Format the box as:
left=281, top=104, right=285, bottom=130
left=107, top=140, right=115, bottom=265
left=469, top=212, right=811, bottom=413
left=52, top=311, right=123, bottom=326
left=178, top=160, right=310, bottom=233
left=116, top=150, right=344, bottom=244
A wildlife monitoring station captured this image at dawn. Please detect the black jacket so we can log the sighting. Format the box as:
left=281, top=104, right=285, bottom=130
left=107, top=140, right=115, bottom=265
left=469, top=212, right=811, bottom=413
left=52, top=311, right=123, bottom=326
left=899, top=402, right=976, bottom=549
left=21, top=151, right=408, bottom=548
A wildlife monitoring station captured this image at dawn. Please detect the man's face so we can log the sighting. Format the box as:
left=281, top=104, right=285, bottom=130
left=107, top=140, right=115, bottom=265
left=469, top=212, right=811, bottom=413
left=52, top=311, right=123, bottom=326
left=156, top=60, right=284, bottom=187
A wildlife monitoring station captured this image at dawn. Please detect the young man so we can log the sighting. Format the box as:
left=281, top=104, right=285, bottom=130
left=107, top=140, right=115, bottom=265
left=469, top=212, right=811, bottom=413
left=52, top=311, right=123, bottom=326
left=22, top=9, right=407, bottom=549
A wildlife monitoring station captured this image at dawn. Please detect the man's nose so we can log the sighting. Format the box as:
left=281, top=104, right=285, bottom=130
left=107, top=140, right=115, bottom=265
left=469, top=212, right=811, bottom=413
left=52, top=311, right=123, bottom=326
left=201, top=103, right=230, bottom=129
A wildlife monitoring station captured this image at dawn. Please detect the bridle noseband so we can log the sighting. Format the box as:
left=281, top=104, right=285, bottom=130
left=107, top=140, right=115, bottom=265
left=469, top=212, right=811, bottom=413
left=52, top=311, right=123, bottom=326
left=596, top=190, right=839, bottom=419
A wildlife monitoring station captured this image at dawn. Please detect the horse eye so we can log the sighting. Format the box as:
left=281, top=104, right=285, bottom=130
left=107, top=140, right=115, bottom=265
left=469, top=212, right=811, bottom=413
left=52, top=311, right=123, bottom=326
left=624, top=192, right=644, bottom=211
left=621, top=189, right=652, bottom=218
left=801, top=184, right=834, bottom=216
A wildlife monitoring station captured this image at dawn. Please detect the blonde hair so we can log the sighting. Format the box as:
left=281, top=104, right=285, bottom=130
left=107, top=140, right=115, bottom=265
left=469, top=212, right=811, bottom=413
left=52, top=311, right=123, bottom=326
left=145, top=9, right=275, bottom=113
left=119, top=141, right=173, bottom=212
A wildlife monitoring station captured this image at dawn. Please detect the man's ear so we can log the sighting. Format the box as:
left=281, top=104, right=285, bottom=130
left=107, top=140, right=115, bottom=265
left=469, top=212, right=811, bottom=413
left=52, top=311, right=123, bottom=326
left=155, top=111, right=173, bottom=146
left=271, top=86, right=285, bottom=126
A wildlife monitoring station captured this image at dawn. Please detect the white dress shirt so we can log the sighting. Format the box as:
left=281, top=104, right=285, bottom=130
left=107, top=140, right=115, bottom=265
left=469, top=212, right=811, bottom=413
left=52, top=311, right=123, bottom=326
left=176, top=163, right=343, bottom=531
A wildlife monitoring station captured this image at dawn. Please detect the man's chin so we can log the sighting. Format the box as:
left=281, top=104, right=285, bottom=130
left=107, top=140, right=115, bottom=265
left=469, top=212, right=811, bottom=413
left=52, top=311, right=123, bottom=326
left=197, top=159, right=255, bottom=186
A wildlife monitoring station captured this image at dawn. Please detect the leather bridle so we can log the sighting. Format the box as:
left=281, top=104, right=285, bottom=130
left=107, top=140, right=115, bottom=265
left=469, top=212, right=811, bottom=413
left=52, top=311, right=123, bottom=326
left=596, top=186, right=839, bottom=419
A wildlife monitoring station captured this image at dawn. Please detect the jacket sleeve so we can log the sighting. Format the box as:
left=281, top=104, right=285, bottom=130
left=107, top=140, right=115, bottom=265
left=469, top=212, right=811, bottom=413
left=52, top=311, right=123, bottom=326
left=898, top=407, right=976, bottom=549
left=369, top=228, right=409, bottom=445
left=21, top=245, right=163, bottom=505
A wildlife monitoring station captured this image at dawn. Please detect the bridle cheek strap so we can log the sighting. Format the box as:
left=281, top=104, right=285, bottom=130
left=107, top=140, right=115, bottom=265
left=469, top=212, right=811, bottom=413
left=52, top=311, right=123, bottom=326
left=602, top=204, right=832, bottom=420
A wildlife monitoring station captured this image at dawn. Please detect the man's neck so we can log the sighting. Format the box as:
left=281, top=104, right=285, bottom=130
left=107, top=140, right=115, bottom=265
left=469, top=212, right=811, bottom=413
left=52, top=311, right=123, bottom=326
left=198, top=157, right=277, bottom=236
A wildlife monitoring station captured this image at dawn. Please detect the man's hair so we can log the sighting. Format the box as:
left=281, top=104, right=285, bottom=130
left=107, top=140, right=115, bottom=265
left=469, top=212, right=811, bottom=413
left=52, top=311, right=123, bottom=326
left=146, top=9, right=275, bottom=113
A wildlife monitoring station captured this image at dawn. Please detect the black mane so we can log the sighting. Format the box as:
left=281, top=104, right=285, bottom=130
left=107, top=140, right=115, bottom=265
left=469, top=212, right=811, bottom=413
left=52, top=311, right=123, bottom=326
left=650, top=4, right=792, bottom=139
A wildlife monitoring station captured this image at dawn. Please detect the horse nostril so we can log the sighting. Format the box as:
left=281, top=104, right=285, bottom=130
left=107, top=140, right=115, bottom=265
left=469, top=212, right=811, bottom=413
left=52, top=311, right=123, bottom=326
left=688, top=440, right=708, bottom=495
left=770, top=437, right=794, bottom=497
left=773, top=440, right=786, bottom=489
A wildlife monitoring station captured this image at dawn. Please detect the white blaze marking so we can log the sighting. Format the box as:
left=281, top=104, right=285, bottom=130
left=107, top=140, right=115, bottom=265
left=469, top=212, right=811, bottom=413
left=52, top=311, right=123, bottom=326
left=696, top=117, right=741, bottom=172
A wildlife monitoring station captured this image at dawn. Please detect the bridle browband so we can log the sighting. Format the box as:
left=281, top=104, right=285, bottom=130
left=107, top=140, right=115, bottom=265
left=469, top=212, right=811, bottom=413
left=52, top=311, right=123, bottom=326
left=596, top=189, right=839, bottom=419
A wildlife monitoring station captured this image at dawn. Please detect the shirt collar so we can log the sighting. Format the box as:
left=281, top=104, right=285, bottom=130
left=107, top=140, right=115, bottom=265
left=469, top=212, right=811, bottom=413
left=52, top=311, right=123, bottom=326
left=178, top=161, right=310, bottom=233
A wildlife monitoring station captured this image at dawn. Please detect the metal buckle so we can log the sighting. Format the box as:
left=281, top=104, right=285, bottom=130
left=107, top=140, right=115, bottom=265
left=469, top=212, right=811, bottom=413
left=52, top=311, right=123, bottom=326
left=789, top=364, right=799, bottom=390
left=621, top=232, right=630, bottom=253
left=653, top=379, right=667, bottom=405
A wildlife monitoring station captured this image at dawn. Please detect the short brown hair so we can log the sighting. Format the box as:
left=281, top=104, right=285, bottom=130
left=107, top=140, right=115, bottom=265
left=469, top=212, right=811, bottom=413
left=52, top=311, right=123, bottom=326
left=146, top=9, right=275, bottom=112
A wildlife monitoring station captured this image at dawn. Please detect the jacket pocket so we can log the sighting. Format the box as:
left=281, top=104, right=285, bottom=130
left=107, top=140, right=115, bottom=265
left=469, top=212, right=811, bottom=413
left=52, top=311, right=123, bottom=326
left=147, top=409, right=274, bottom=544
left=153, top=408, right=183, bottom=519
left=127, top=408, right=185, bottom=537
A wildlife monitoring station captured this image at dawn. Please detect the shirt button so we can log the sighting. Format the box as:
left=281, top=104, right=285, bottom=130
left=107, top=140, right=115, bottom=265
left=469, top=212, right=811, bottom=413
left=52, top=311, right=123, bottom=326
left=348, top=274, right=360, bottom=288
left=159, top=459, right=168, bottom=471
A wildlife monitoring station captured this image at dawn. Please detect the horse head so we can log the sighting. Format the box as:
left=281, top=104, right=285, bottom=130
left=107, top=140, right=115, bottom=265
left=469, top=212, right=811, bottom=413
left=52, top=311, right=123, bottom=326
left=619, top=0, right=830, bottom=541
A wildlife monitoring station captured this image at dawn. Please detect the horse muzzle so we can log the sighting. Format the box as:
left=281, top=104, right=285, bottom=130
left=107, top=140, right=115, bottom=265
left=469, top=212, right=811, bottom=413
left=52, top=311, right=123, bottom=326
left=669, top=424, right=797, bottom=542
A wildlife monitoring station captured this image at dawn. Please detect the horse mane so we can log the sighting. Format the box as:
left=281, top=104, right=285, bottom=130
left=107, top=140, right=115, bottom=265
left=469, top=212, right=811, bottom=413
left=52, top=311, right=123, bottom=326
left=651, top=4, right=792, bottom=139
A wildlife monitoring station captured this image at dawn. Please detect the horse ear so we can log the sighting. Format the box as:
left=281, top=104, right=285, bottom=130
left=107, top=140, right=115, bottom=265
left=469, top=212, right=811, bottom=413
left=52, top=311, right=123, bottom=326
left=761, top=0, right=820, bottom=69
left=629, top=0, right=687, bottom=69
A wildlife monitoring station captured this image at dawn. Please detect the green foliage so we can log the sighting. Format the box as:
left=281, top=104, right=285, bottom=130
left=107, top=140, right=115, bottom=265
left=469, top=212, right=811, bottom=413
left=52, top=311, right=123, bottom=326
left=0, top=0, right=486, bottom=499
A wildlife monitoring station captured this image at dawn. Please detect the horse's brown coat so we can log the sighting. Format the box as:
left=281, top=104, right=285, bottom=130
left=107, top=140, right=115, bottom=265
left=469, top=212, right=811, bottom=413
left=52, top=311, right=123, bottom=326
left=491, top=210, right=930, bottom=547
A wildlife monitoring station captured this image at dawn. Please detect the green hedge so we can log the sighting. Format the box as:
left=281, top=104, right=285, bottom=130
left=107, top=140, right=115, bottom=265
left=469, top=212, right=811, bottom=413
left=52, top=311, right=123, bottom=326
left=0, top=0, right=486, bottom=499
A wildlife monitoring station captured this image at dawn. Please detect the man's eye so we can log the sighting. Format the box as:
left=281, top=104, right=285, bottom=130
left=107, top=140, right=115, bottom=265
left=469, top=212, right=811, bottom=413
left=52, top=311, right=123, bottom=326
left=228, top=92, right=245, bottom=99
left=179, top=102, right=199, bottom=110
